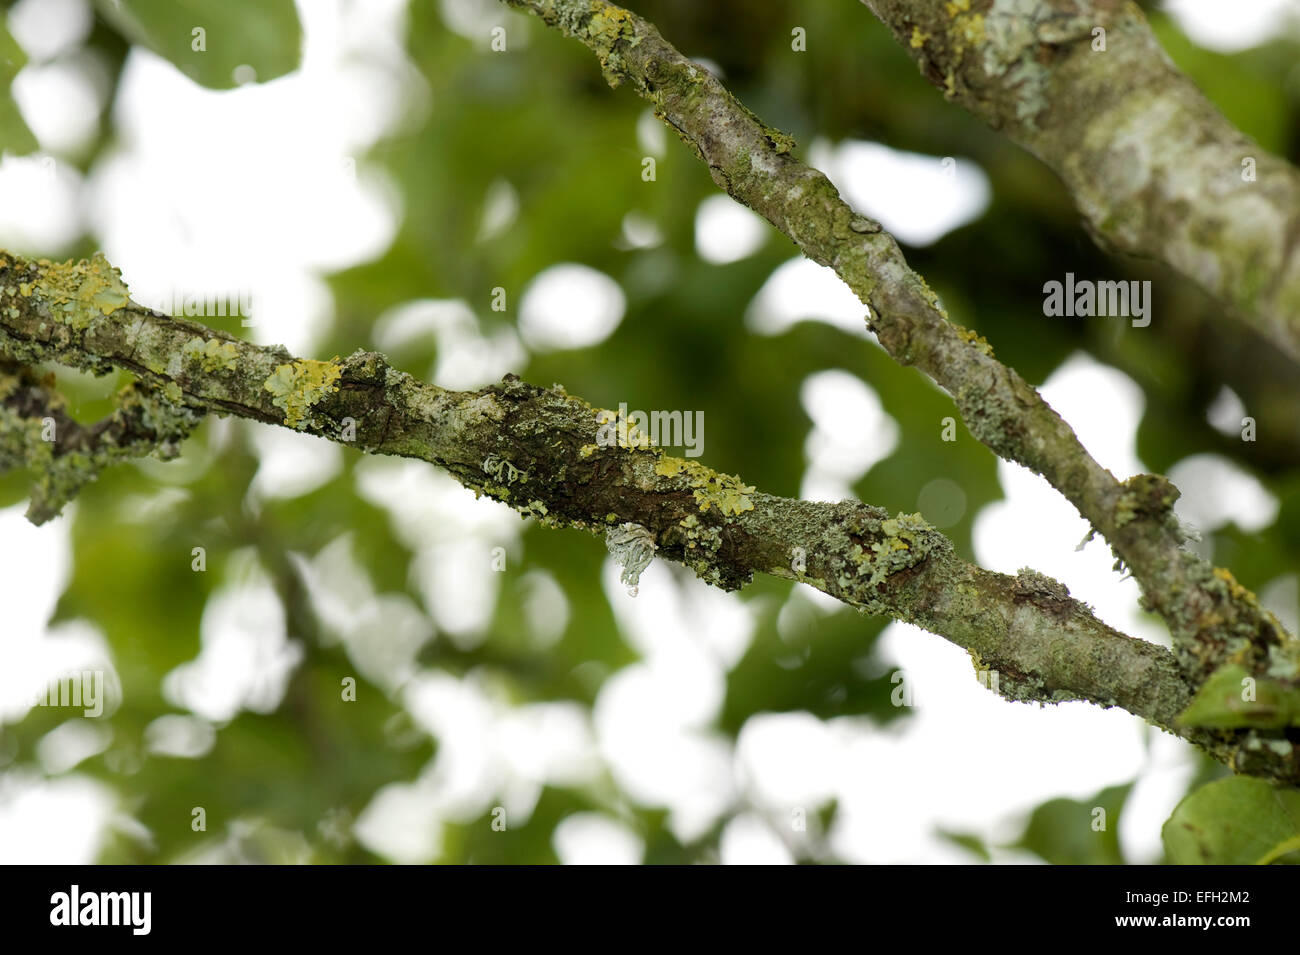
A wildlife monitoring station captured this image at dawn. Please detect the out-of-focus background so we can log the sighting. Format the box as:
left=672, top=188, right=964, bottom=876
left=0, top=0, right=1298, bottom=864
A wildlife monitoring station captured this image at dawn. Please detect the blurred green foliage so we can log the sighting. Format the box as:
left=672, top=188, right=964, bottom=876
left=1012, top=784, right=1132, bottom=865
left=0, top=17, right=36, bottom=151
left=93, top=0, right=301, bottom=89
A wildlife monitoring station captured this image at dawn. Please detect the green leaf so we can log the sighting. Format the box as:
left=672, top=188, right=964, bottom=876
left=0, top=19, right=38, bottom=153
left=94, top=0, right=302, bottom=89
left=1011, top=784, right=1131, bottom=865
left=937, top=828, right=992, bottom=863
left=1176, top=664, right=1300, bottom=729
left=1163, top=776, right=1300, bottom=865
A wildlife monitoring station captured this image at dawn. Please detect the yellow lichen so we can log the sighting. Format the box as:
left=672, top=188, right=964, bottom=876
left=654, top=456, right=691, bottom=478
left=957, top=325, right=994, bottom=356
left=594, top=407, right=651, bottom=450
left=910, top=26, right=929, bottom=48
left=655, top=455, right=755, bottom=515
left=590, top=5, right=631, bottom=33
left=34, top=252, right=131, bottom=329
left=1212, top=567, right=1257, bottom=607
left=263, top=357, right=343, bottom=428
left=185, top=338, right=240, bottom=372
left=958, top=12, right=985, bottom=46
left=585, top=3, right=640, bottom=84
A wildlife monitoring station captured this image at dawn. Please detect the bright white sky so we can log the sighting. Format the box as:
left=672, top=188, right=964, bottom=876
left=0, top=0, right=1295, bottom=865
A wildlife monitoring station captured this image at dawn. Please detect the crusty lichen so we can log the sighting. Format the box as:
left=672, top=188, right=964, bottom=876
left=1013, top=566, right=1071, bottom=604
left=593, top=407, right=650, bottom=451
left=957, top=325, right=994, bottom=357
left=670, top=512, right=726, bottom=585
left=10, top=377, right=200, bottom=525
left=848, top=512, right=935, bottom=594
left=655, top=455, right=755, bottom=515
left=263, top=357, right=342, bottom=428
left=1115, top=472, right=1179, bottom=528
left=980, top=0, right=1096, bottom=128
left=554, top=0, right=641, bottom=87
left=184, top=338, right=240, bottom=373
left=521, top=498, right=551, bottom=521
left=33, top=252, right=131, bottom=329
left=678, top=512, right=722, bottom=552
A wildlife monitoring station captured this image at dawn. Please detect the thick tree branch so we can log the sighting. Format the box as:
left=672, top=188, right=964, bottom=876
left=499, top=0, right=1300, bottom=693
left=0, top=249, right=1295, bottom=780
left=860, top=0, right=1300, bottom=362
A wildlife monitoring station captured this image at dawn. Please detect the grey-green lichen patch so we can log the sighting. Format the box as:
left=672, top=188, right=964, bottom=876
left=1115, top=472, right=1179, bottom=528
left=18, top=378, right=200, bottom=525
left=520, top=498, right=551, bottom=522
left=1012, top=565, right=1073, bottom=611
left=32, top=252, right=131, bottom=329
left=381, top=363, right=485, bottom=441
left=263, top=357, right=342, bottom=428
left=840, top=512, right=940, bottom=615
left=606, top=521, right=656, bottom=595
left=120, top=380, right=199, bottom=452
left=0, top=398, right=55, bottom=474
left=542, top=0, right=642, bottom=87
left=1266, top=739, right=1295, bottom=758
left=1267, top=640, right=1300, bottom=681
left=977, top=0, right=1096, bottom=128
left=678, top=512, right=722, bottom=553
left=968, top=647, right=1050, bottom=704
left=183, top=337, right=240, bottom=373
left=981, top=0, right=1038, bottom=74
left=1163, top=555, right=1300, bottom=693
left=672, top=513, right=726, bottom=587
left=482, top=453, right=526, bottom=485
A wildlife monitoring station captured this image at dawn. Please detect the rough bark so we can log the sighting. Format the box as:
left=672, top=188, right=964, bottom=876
left=3, top=4, right=1298, bottom=781
left=0, top=249, right=1296, bottom=781
left=498, top=0, right=1299, bottom=731
left=859, top=0, right=1300, bottom=362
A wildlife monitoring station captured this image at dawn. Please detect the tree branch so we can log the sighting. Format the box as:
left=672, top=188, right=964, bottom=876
left=0, top=249, right=1295, bottom=781
left=860, top=0, right=1300, bottom=363
left=0, top=359, right=199, bottom=523
left=499, top=0, right=1300, bottom=692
